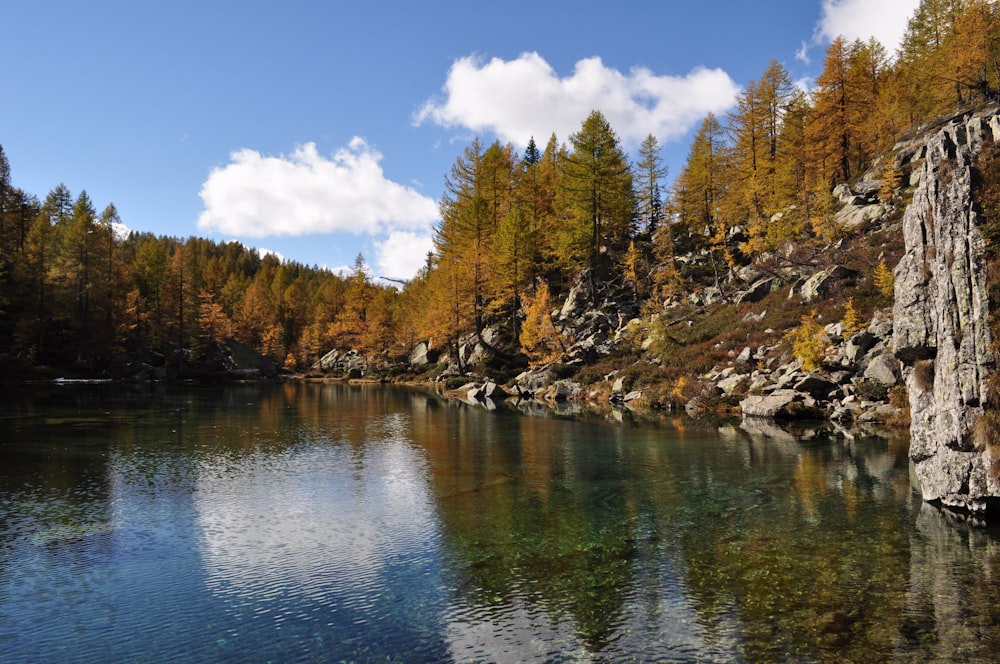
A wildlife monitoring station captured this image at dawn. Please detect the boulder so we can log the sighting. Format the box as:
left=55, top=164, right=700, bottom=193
left=845, top=331, right=877, bottom=363
left=793, top=373, right=837, bottom=398
left=718, top=373, right=748, bottom=396
left=515, top=368, right=553, bottom=396
left=409, top=341, right=431, bottom=367
left=559, top=280, right=589, bottom=321
left=546, top=379, right=582, bottom=402
left=800, top=265, right=856, bottom=303
left=734, top=277, right=776, bottom=304
left=863, top=353, right=901, bottom=386
left=740, top=390, right=821, bottom=419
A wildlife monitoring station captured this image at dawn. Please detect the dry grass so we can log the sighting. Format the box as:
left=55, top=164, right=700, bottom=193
left=913, top=359, right=935, bottom=392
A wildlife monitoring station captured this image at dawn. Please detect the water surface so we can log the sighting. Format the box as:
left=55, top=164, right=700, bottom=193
left=1, top=382, right=999, bottom=662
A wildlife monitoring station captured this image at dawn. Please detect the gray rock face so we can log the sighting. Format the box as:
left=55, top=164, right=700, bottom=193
left=892, top=110, right=1000, bottom=513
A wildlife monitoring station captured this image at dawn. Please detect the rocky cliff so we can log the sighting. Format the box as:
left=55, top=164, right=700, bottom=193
left=893, top=109, right=1000, bottom=514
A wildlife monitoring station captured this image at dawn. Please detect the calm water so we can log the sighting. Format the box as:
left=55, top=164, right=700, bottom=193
left=1, top=383, right=1000, bottom=663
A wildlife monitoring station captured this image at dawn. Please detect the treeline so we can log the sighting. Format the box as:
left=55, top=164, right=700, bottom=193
left=1, top=0, right=998, bottom=376
left=0, top=172, right=408, bottom=372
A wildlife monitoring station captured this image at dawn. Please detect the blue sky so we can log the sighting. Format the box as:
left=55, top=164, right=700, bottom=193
left=1, top=0, right=920, bottom=280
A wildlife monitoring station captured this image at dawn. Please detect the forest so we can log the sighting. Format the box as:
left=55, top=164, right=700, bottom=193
left=1, top=0, right=998, bottom=383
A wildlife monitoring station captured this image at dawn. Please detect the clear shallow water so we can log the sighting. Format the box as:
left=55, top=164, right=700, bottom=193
left=1, top=383, right=1000, bottom=662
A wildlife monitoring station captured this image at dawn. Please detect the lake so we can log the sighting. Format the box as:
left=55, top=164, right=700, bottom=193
left=1, top=382, right=999, bottom=662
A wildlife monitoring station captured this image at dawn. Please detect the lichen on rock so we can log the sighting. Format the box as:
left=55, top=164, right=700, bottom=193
left=892, top=109, right=1000, bottom=514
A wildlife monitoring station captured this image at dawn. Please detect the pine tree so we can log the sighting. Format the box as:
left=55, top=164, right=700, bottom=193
left=523, top=137, right=541, bottom=169
left=635, top=134, right=667, bottom=237
left=560, top=110, right=636, bottom=303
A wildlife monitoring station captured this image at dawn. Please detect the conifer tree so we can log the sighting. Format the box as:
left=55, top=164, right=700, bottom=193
left=560, top=111, right=636, bottom=303
left=809, top=37, right=852, bottom=187
left=519, top=280, right=564, bottom=365
left=670, top=113, right=730, bottom=286
left=635, top=133, right=668, bottom=238
left=728, top=60, right=794, bottom=256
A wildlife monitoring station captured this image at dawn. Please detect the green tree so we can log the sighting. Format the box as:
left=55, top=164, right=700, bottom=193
left=560, top=110, right=635, bottom=303
left=635, top=133, right=668, bottom=238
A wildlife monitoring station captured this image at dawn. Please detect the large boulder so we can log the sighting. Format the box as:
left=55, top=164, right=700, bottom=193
left=800, top=265, right=856, bottom=303
left=863, top=352, right=901, bottom=387
left=740, top=390, right=822, bottom=419
left=409, top=341, right=431, bottom=367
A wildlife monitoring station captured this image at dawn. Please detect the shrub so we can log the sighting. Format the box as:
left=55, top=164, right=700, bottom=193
left=874, top=260, right=894, bottom=298
left=842, top=297, right=864, bottom=336
left=913, top=359, right=935, bottom=392
left=786, top=310, right=827, bottom=372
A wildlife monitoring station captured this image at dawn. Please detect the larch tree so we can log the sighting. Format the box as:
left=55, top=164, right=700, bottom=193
left=668, top=113, right=730, bottom=288
left=519, top=280, right=564, bottom=365
left=771, top=90, right=811, bottom=244
left=437, top=138, right=489, bottom=338
left=897, top=0, right=967, bottom=120
left=808, top=37, right=853, bottom=188
left=728, top=60, right=794, bottom=256
left=946, top=0, right=1000, bottom=104
left=528, top=133, right=564, bottom=284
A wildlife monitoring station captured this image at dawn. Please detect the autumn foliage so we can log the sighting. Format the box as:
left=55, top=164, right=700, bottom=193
left=1, top=0, right=998, bottom=376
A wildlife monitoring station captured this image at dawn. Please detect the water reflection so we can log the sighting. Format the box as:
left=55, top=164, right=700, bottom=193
left=2, top=384, right=1000, bottom=662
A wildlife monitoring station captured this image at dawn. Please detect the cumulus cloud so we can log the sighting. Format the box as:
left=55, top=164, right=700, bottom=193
left=374, top=231, right=435, bottom=281
left=814, top=0, right=921, bottom=54
left=197, top=138, right=439, bottom=238
left=414, top=52, right=740, bottom=147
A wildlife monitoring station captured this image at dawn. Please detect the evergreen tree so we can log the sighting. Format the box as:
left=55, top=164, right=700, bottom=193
left=523, top=136, right=541, bottom=169
left=560, top=110, right=635, bottom=303
left=635, top=134, right=668, bottom=238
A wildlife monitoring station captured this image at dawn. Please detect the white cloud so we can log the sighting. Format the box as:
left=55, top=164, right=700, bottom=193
left=414, top=52, right=740, bottom=147
left=254, top=246, right=286, bottom=263
left=374, top=231, right=434, bottom=281
left=197, top=138, right=439, bottom=238
left=796, top=41, right=811, bottom=65
left=814, top=0, right=921, bottom=54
